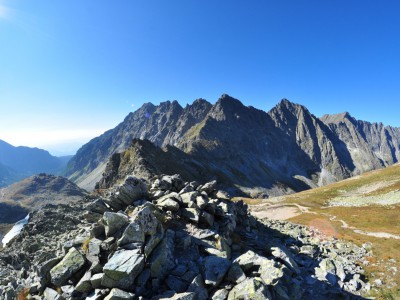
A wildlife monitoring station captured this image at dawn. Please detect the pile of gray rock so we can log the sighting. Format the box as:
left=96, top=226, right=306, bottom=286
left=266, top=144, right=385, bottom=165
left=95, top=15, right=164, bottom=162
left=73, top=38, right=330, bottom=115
left=0, top=174, right=371, bottom=299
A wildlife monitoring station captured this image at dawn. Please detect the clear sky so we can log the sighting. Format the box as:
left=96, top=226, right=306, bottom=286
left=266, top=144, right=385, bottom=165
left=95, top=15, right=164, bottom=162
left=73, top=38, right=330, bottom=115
left=0, top=0, right=399, bottom=155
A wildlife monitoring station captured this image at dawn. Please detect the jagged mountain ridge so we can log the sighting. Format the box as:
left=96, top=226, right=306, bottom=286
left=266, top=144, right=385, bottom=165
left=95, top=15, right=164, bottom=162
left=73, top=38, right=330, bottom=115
left=66, top=95, right=400, bottom=196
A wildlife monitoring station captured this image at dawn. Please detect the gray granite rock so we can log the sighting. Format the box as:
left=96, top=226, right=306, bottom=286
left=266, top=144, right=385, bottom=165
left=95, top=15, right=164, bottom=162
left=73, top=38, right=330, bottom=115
left=102, top=250, right=144, bottom=290
left=202, top=256, right=231, bottom=287
left=50, top=247, right=86, bottom=286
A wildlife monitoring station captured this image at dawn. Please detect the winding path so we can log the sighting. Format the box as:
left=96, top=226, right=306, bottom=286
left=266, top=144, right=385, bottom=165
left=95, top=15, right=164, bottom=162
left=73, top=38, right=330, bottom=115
left=329, top=215, right=400, bottom=240
left=249, top=201, right=400, bottom=240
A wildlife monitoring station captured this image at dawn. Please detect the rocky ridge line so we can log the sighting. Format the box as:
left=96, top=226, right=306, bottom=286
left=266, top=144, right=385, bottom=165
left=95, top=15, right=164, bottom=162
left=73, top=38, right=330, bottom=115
left=66, top=95, right=400, bottom=197
left=0, top=174, right=372, bottom=299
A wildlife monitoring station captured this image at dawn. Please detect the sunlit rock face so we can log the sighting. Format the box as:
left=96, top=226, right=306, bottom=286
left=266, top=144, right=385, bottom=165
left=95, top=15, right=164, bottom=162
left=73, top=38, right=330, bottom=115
left=67, top=95, right=400, bottom=197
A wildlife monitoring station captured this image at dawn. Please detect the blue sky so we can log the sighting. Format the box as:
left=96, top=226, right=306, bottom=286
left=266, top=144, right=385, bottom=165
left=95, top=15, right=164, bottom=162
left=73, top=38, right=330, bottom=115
left=0, top=1, right=399, bottom=155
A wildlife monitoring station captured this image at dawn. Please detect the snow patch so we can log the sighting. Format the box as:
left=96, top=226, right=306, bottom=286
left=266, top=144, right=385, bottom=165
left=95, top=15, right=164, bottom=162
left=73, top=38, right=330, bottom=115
left=2, top=214, right=29, bottom=247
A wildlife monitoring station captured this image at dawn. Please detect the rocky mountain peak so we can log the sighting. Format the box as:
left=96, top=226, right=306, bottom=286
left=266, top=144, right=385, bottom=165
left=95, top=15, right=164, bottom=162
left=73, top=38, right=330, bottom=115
left=268, top=98, right=312, bottom=129
left=273, top=98, right=309, bottom=114
left=320, top=112, right=354, bottom=124
left=183, top=99, right=212, bottom=119
left=66, top=95, right=400, bottom=196
left=216, top=94, right=244, bottom=107
left=209, top=94, right=248, bottom=121
left=158, top=100, right=183, bottom=112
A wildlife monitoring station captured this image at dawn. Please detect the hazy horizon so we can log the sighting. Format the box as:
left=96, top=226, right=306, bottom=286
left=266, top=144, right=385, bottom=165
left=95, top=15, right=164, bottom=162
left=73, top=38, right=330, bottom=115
left=2, top=95, right=400, bottom=156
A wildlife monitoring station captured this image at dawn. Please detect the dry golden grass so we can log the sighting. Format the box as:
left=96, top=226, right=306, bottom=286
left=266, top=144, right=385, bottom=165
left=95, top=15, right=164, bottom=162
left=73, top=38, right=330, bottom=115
left=244, top=164, right=400, bottom=298
left=81, top=237, right=91, bottom=253
left=17, top=288, right=29, bottom=300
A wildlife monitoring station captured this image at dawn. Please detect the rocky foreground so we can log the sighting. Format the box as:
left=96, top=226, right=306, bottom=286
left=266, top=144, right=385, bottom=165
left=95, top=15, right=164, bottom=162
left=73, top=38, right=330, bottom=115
left=0, top=175, right=372, bottom=299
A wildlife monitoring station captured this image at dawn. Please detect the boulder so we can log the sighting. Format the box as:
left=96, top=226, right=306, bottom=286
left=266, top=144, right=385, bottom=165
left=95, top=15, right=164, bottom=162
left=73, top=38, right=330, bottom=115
left=86, top=199, right=111, bottom=214
left=102, top=212, right=129, bottom=237
left=90, top=273, right=104, bottom=289
left=39, top=257, right=62, bottom=284
left=44, top=287, right=65, bottom=300
left=104, top=288, right=135, bottom=300
left=212, top=289, right=229, bottom=300
left=50, top=247, right=86, bottom=286
left=117, top=222, right=145, bottom=248
left=86, top=289, right=109, bottom=300
left=162, top=174, right=185, bottom=191
left=233, top=250, right=262, bottom=271
left=187, top=275, right=208, bottom=300
left=199, top=180, right=217, bottom=195
left=148, top=229, right=176, bottom=279
left=157, top=198, right=180, bottom=212
left=259, top=259, right=283, bottom=285
left=196, top=195, right=208, bottom=209
left=315, top=258, right=337, bottom=285
left=181, top=208, right=200, bottom=224
left=228, top=278, right=271, bottom=300
left=144, top=223, right=165, bottom=257
left=202, top=256, right=231, bottom=287
left=271, top=247, right=300, bottom=274
left=75, top=271, right=93, bottom=293
left=226, top=262, right=246, bottom=283
left=130, top=204, right=160, bottom=235
left=200, top=211, right=214, bottom=226
left=113, top=176, right=147, bottom=206
left=102, top=250, right=144, bottom=290
left=180, top=192, right=199, bottom=207
left=165, top=275, right=189, bottom=293
left=86, top=238, right=102, bottom=263
left=159, top=292, right=197, bottom=300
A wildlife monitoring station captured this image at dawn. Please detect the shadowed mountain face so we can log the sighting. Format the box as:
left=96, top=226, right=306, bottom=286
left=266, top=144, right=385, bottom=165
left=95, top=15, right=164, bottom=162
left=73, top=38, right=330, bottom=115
left=0, top=140, right=72, bottom=187
left=66, top=95, right=400, bottom=197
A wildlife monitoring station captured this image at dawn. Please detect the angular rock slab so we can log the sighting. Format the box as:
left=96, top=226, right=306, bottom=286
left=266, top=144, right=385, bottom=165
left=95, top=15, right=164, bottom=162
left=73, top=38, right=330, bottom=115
left=113, top=176, right=148, bottom=206
left=271, top=247, right=300, bottom=275
left=228, top=278, right=271, bottom=300
left=50, top=247, right=86, bottom=286
left=104, top=288, right=135, bottom=300
left=233, top=250, right=262, bottom=271
left=148, top=229, right=176, bottom=279
left=159, top=292, right=197, bottom=300
left=103, top=212, right=129, bottom=237
left=157, top=198, right=180, bottom=212
left=102, top=250, right=144, bottom=290
left=44, top=287, right=65, bottom=300
left=118, top=221, right=145, bottom=248
left=131, top=205, right=160, bottom=235
left=315, top=258, right=337, bottom=285
left=203, top=256, right=231, bottom=287
left=259, top=258, right=283, bottom=285
left=187, top=275, right=208, bottom=300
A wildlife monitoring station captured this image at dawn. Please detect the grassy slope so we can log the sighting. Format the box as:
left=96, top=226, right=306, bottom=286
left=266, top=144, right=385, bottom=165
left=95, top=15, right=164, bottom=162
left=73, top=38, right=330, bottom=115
left=236, top=163, right=400, bottom=298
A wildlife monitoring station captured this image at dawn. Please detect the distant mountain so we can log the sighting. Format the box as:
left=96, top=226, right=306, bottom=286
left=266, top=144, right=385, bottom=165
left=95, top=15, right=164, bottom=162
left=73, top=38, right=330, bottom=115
left=66, top=94, right=400, bottom=197
left=0, top=139, right=72, bottom=187
left=0, top=162, right=18, bottom=187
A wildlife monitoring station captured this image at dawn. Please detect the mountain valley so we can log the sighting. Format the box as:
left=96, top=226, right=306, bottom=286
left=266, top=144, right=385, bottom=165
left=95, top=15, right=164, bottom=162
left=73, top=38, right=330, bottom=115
left=0, top=140, right=72, bottom=188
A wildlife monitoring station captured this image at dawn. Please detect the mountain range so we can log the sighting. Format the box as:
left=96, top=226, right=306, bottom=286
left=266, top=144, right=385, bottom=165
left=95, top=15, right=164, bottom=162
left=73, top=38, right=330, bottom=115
left=0, top=139, right=71, bottom=187
left=65, top=94, right=400, bottom=197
